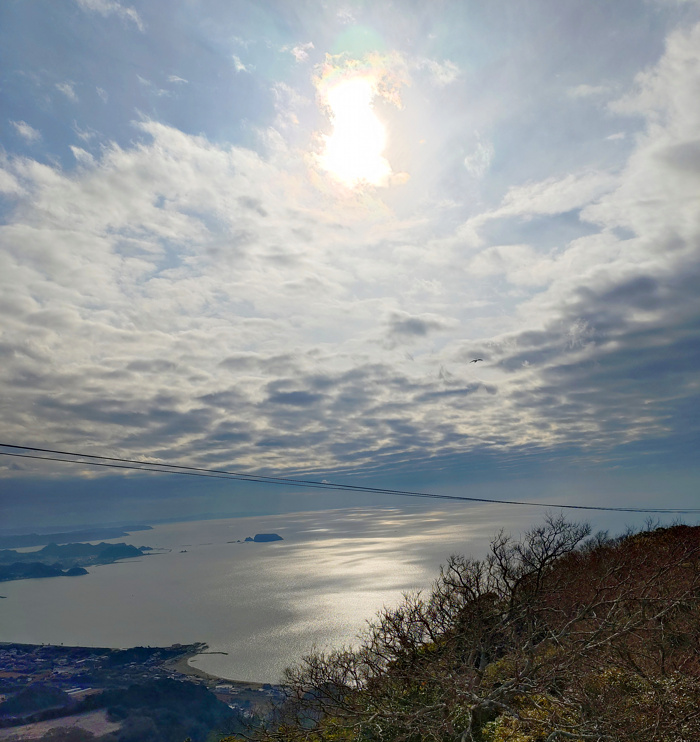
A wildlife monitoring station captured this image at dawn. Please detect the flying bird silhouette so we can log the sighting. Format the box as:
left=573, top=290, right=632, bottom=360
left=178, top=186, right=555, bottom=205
left=470, top=358, right=483, bottom=363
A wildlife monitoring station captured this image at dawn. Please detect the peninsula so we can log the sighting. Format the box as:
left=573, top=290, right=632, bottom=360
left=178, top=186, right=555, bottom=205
left=0, top=542, right=151, bottom=583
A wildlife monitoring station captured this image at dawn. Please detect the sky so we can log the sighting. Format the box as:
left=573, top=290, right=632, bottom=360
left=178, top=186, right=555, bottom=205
left=1, top=0, right=699, bottom=528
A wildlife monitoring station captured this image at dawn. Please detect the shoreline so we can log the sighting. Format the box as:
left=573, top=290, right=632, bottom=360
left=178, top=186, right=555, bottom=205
left=0, top=640, right=271, bottom=689
left=168, top=646, right=267, bottom=689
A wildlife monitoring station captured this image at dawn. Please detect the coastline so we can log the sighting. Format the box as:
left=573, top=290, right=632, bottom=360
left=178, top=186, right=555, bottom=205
left=166, top=645, right=267, bottom=689
left=0, top=640, right=269, bottom=690
left=0, top=640, right=282, bottom=739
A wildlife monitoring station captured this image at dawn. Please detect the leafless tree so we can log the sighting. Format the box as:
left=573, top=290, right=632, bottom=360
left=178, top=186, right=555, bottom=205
left=252, top=516, right=700, bottom=742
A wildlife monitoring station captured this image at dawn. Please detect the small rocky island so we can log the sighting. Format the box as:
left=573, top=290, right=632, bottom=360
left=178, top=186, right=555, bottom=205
left=0, top=542, right=151, bottom=583
left=245, top=534, right=283, bottom=543
left=229, top=533, right=284, bottom=544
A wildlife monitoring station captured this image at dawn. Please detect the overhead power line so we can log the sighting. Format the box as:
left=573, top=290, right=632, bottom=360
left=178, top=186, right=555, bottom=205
left=1, top=442, right=699, bottom=515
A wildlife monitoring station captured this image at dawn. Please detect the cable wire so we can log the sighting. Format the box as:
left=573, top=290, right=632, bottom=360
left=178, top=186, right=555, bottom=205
left=2, top=442, right=699, bottom=515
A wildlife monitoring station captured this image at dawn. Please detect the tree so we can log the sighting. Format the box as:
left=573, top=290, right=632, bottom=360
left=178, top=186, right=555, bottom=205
left=38, top=728, right=95, bottom=742
left=258, top=516, right=700, bottom=742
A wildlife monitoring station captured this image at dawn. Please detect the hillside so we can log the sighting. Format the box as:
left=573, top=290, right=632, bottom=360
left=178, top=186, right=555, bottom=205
left=0, top=543, right=150, bottom=583
left=246, top=517, right=700, bottom=742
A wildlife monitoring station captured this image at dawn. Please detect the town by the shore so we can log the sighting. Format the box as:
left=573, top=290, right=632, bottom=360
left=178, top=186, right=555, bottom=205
left=0, top=641, right=284, bottom=740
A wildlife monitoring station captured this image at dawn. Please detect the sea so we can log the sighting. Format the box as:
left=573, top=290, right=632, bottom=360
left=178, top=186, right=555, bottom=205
left=0, top=504, right=616, bottom=683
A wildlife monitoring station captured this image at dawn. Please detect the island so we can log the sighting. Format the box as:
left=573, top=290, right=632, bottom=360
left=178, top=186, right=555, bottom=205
left=0, top=526, right=152, bottom=550
left=0, top=542, right=151, bottom=583
left=244, top=534, right=283, bottom=543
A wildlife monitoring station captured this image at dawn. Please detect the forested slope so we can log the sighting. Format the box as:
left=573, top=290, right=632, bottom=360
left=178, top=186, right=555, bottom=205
left=242, top=517, right=700, bottom=742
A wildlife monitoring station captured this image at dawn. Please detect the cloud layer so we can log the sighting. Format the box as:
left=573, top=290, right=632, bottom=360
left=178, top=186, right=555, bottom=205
left=1, top=6, right=699, bottom=497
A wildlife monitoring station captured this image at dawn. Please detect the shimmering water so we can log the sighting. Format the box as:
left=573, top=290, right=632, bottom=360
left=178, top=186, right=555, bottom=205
left=0, top=505, right=551, bottom=682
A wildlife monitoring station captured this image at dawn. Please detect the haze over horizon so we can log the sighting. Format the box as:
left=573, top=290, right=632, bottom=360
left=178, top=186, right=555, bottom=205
left=1, top=0, right=699, bottom=528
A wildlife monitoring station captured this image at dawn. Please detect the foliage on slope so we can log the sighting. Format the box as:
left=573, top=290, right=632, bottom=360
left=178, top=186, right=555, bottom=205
left=246, top=517, right=700, bottom=742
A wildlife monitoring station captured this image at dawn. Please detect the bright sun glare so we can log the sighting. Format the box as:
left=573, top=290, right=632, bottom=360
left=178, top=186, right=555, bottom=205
left=319, top=77, right=392, bottom=187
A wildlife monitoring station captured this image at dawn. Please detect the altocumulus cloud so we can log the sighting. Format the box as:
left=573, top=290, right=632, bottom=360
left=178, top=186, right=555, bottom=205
left=0, top=18, right=699, bottom=486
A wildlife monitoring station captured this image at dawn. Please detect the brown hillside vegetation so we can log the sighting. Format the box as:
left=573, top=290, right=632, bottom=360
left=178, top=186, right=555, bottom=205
left=241, top=517, right=700, bottom=742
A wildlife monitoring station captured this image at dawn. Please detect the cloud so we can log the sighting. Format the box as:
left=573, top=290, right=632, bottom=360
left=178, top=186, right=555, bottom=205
left=267, top=390, right=323, bottom=407
left=457, top=21, right=700, bottom=457
left=168, top=75, right=188, bottom=84
left=413, top=58, right=460, bottom=86
left=484, top=262, right=700, bottom=454
left=0, top=120, right=408, bottom=471
left=385, top=312, right=452, bottom=346
left=70, top=146, right=95, bottom=166
left=74, top=0, right=144, bottom=31
left=389, top=317, right=440, bottom=337
left=336, top=7, right=355, bottom=24
left=494, top=170, right=618, bottom=219
left=464, top=139, right=494, bottom=179
left=56, top=82, right=78, bottom=101
left=137, top=74, right=169, bottom=97
left=271, top=82, right=312, bottom=130
left=1, top=19, right=700, bottom=484
left=232, top=55, right=251, bottom=73
left=289, top=42, right=314, bottom=63
left=608, top=23, right=700, bottom=123
left=0, top=167, right=24, bottom=195
left=11, top=120, right=41, bottom=142
left=467, top=244, right=549, bottom=287
left=454, top=170, right=619, bottom=251
left=73, top=123, right=99, bottom=142
left=567, top=83, right=612, bottom=98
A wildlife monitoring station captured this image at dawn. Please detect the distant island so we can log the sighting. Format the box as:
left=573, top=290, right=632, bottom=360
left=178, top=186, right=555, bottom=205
left=0, top=525, right=152, bottom=550
left=0, top=562, right=89, bottom=581
left=245, top=534, right=283, bottom=543
left=228, top=533, right=284, bottom=544
left=0, top=542, right=151, bottom=583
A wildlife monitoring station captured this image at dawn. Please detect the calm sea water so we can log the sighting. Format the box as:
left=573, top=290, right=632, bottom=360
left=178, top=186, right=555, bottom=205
left=0, top=504, right=603, bottom=683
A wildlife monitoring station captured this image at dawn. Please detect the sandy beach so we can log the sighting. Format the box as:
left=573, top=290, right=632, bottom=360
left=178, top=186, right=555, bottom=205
left=166, top=646, right=266, bottom=690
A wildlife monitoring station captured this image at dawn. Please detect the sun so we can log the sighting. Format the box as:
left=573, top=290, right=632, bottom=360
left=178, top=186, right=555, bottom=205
left=318, top=76, right=392, bottom=187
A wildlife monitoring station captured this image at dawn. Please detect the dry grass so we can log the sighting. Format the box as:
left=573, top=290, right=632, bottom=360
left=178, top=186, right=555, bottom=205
left=0, top=709, right=120, bottom=740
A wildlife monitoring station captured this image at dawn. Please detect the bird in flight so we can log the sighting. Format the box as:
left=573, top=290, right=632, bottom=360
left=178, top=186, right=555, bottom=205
left=470, top=358, right=483, bottom=363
